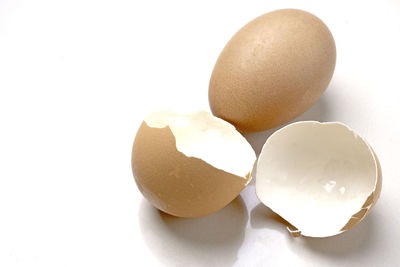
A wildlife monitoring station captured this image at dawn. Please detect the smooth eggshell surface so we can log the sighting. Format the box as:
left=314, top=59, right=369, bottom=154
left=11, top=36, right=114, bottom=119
left=255, top=121, right=381, bottom=237
left=209, top=9, right=336, bottom=132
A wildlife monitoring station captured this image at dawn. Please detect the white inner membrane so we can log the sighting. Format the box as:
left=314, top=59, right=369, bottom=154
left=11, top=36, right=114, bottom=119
left=145, top=111, right=256, bottom=178
left=256, top=121, right=377, bottom=237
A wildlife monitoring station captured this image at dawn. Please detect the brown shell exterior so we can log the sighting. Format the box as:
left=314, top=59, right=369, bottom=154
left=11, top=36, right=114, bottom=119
left=209, top=9, right=336, bottom=132
left=131, top=122, right=251, bottom=218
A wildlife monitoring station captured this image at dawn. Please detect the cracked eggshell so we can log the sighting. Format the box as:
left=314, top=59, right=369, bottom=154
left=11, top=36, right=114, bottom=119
left=256, top=121, right=382, bottom=237
left=131, top=110, right=256, bottom=218
left=209, top=9, right=336, bottom=132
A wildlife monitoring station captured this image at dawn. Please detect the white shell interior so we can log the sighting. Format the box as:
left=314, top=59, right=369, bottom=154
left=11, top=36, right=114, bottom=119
left=256, top=121, right=377, bottom=237
left=145, top=111, right=256, bottom=178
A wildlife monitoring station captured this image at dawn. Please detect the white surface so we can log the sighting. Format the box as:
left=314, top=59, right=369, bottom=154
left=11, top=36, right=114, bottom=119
left=145, top=111, right=256, bottom=178
left=0, top=0, right=399, bottom=266
left=256, top=121, right=378, bottom=237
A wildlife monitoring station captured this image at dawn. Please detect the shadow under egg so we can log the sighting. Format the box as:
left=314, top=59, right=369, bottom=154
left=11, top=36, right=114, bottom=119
left=250, top=203, right=293, bottom=232
left=250, top=202, right=378, bottom=259
left=138, top=196, right=248, bottom=266
left=301, top=213, right=375, bottom=256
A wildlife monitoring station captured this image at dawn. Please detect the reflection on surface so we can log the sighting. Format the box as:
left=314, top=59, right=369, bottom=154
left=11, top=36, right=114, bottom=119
left=250, top=199, right=378, bottom=260
left=139, top=196, right=248, bottom=267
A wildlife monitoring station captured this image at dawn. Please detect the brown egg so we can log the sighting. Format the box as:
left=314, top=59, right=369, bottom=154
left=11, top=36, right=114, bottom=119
left=209, top=9, right=336, bottom=132
left=131, top=111, right=256, bottom=218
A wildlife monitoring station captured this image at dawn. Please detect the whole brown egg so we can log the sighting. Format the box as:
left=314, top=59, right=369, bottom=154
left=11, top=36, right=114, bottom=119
left=209, top=9, right=336, bottom=132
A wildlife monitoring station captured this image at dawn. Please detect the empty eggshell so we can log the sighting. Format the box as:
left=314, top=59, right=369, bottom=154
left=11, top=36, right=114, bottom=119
left=256, top=121, right=382, bottom=237
left=132, top=110, right=256, bottom=218
left=209, top=9, right=336, bottom=132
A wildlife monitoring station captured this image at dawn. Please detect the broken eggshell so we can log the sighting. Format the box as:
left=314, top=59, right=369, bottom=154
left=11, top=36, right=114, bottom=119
left=255, top=121, right=382, bottom=238
left=131, top=110, right=256, bottom=218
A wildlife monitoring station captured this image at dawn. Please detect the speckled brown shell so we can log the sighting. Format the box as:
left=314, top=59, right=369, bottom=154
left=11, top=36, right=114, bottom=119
left=131, top=122, right=252, bottom=218
left=209, top=9, right=336, bottom=132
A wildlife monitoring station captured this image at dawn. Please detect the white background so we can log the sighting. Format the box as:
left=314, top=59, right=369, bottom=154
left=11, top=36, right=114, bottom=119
left=0, top=0, right=399, bottom=266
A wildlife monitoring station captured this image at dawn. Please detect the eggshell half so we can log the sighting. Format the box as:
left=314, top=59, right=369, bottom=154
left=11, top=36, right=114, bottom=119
left=256, top=121, right=382, bottom=237
left=209, top=9, right=336, bottom=132
left=132, top=111, right=256, bottom=218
